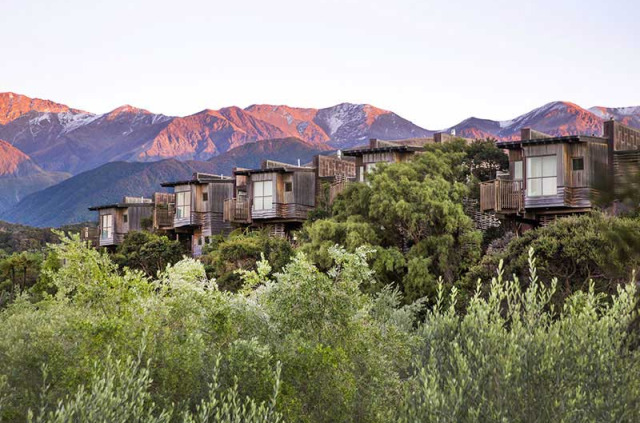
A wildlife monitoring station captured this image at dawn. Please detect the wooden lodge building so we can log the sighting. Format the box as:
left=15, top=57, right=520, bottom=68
left=480, top=120, right=640, bottom=226
left=223, top=154, right=356, bottom=236
left=160, top=173, right=234, bottom=256
left=85, top=123, right=638, bottom=255
left=342, top=138, right=434, bottom=183
left=88, top=197, right=154, bottom=248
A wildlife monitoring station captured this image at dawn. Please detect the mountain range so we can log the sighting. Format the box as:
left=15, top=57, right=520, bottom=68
left=0, top=92, right=638, bottom=227
left=2, top=138, right=327, bottom=227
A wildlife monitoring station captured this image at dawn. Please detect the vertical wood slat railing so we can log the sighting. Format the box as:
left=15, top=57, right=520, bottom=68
left=480, top=180, right=524, bottom=213
left=223, top=198, right=251, bottom=223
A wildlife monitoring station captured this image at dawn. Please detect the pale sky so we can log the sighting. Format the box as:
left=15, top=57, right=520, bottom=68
left=1, top=0, right=638, bottom=129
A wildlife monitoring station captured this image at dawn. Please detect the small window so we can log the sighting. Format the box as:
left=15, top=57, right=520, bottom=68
left=197, top=237, right=202, bottom=246
left=123, top=214, right=128, bottom=223
left=572, top=157, right=584, bottom=171
left=285, top=182, right=293, bottom=192
left=202, top=192, right=208, bottom=202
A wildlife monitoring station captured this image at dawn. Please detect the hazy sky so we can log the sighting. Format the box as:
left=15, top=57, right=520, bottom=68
left=1, top=0, right=638, bottom=129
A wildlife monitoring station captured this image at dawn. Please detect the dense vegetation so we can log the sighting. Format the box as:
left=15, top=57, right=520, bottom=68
left=0, top=236, right=637, bottom=422
left=0, top=139, right=639, bottom=421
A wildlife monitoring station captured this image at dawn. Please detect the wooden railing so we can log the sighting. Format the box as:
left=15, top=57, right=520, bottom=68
left=223, top=198, right=251, bottom=223
left=480, top=179, right=524, bottom=213
left=80, top=227, right=99, bottom=247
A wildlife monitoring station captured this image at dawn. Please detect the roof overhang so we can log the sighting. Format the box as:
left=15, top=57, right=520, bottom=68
left=234, top=166, right=314, bottom=176
left=342, top=145, right=423, bottom=156
left=161, top=178, right=233, bottom=187
left=88, top=202, right=153, bottom=211
left=497, top=135, right=607, bottom=149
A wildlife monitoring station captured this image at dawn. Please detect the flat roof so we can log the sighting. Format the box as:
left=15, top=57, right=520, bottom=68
left=88, top=202, right=154, bottom=211
left=497, top=135, right=608, bottom=149
left=342, top=145, right=424, bottom=156
left=161, top=173, right=233, bottom=187
left=234, top=166, right=315, bottom=176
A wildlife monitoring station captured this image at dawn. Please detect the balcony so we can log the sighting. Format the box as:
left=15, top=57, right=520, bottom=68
left=480, top=179, right=524, bottom=213
left=223, top=198, right=251, bottom=223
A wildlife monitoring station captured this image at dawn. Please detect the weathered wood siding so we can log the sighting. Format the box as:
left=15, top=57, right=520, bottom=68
left=314, top=155, right=356, bottom=179
left=605, top=120, right=640, bottom=152
left=293, top=171, right=316, bottom=207
left=248, top=171, right=316, bottom=221
left=126, top=205, right=153, bottom=232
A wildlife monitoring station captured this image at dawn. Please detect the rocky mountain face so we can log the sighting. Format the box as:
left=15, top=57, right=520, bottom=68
left=448, top=101, right=638, bottom=140
left=589, top=106, right=640, bottom=130
left=0, top=138, right=70, bottom=213
left=0, top=93, right=433, bottom=175
left=0, top=139, right=41, bottom=177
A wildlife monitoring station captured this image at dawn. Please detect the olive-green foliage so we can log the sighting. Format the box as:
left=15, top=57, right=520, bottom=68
left=465, top=213, right=640, bottom=305
left=28, top=352, right=283, bottom=423
left=300, top=140, right=483, bottom=301
left=113, top=231, right=187, bottom=277
left=201, top=230, right=294, bottom=291
left=0, top=235, right=419, bottom=422
left=395, top=249, right=640, bottom=422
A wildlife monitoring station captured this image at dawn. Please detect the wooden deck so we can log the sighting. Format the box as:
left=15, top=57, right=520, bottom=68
left=223, top=198, right=251, bottom=223
left=480, top=180, right=524, bottom=213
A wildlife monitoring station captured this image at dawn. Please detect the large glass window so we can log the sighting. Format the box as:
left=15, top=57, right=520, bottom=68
left=526, top=155, right=557, bottom=196
left=101, top=214, right=113, bottom=240
left=253, top=180, right=273, bottom=210
left=176, top=191, right=191, bottom=219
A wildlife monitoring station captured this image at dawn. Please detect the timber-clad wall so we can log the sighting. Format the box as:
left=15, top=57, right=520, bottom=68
left=313, top=155, right=356, bottom=179
left=613, top=150, right=640, bottom=197
left=97, top=204, right=153, bottom=247
left=246, top=170, right=316, bottom=222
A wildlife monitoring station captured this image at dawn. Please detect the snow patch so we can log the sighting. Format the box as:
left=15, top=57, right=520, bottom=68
left=499, top=119, right=514, bottom=128
left=58, top=112, right=99, bottom=133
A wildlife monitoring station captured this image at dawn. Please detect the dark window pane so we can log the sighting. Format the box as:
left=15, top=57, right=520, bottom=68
left=572, top=157, right=584, bottom=171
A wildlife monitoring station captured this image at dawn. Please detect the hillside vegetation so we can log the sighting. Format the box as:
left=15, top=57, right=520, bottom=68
left=0, top=139, right=638, bottom=422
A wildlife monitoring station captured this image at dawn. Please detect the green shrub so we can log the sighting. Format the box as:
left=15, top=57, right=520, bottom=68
left=395, top=249, right=640, bottom=422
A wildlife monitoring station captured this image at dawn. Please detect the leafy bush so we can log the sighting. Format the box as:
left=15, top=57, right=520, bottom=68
left=300, top=141, right=482, bottom=301
left=0, top=234, right=638, bottom=422
left=113, top=231, right=187, bottom=277
left=464, top=213, right=640, bottom=305
left=395, top=249, right=640, bottom=422
left=200, top=230, right=294, bottom=291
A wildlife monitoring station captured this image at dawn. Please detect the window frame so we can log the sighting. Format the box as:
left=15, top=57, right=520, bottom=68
left=101, top=214, right=113, bottom=240
left=253, top=180, right=273, bottom=211
left=526, top=155, right=558, bottom=197
left=572, top=157, right=584, bottom=171
left=202, top=192, right=209, bottom=202
left=285, top=181, right=293, bottom=192
left=175, top=190, right=192, bottom=219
